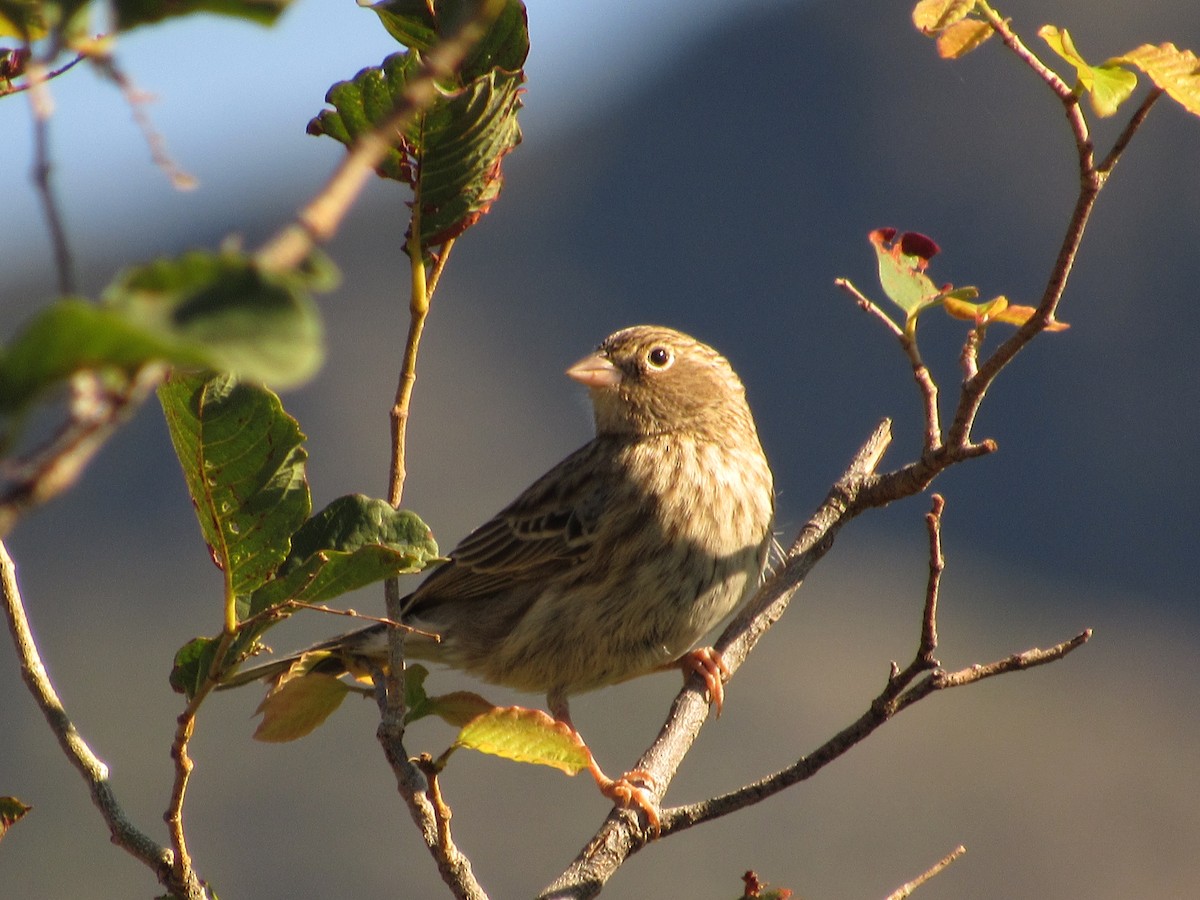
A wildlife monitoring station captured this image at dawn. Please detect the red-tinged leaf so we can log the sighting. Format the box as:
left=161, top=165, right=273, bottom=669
left=0, top=796, right=31, bottom=842
left=912, top=0, right=977, bottom=35
left=937, top=17, right=994, bottom=59
left=1112, top=43, right=1200, bottom=117
left=899, top=231, right=940, bottom=266
left=453, top=705, right=592, bottom=775
left=252, top=672, right=350, bottom=742
left=869, top=228, right=947, bottom=317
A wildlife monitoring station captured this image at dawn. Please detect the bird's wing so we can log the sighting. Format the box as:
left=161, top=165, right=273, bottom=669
left=407, top=440, right=614, bottom=606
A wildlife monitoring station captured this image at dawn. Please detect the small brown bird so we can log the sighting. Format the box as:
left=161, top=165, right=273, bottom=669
left=230, top=325, right=775, bottom=827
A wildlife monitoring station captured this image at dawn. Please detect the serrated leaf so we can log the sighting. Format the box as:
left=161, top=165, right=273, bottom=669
left=112, top=0, right=291, bottom=30
left=0, top=795, right=32, bottom=842
left=1039, top=25, right=1137, bottom=117
left=308, top=52, right=524, bottom=247
left=453, top=705, right=591, bottom=775
left=366, top=0, right=529, bottom=80
left=252, top=672, right=350, bottom=742
left=1112, top=43, right=1200, bottom=117
left=169, top=635, right=221, bottom=698
left=911, top=0, right=977, bottom=35
left=158, top=373, right=310, bottom=601
left=242, top=494, right=439, bottom=618
left=284, top=494, right=439, bottom=573
left=936, top=17, right=993, bottom=59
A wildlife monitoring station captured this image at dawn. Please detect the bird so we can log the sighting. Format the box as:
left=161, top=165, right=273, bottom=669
left=226, top=325, right=775, bottom=830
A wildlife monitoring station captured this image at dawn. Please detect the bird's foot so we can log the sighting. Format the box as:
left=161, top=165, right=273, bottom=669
left=587, top=759, right=660, bottom=836
left=678, top=646, right=730, bottom=716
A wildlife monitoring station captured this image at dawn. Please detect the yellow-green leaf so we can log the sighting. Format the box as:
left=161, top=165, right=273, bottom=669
left=936, top=18, right=994, bottom=59
left=0, top=796, right=31, bottom=842
left=1112, top=43, right=1200, bottom=117
left=428, top=690, right=497, bottom=728
left=990, top=303, right=1070, bottom=331
left=912, top=0, right=977, bottom=35
left=454, top=706, right=591, bottom=775
left=252, top=672, right=350, bottom=742
left=1039, top=25, right=1137, bottom=117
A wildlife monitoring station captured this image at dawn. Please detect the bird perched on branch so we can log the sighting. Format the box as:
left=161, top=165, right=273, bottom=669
left=226, top=324, right=775, bottom=830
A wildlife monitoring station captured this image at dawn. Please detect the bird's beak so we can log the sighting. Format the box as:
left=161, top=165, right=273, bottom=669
left=566, top=352, right=622, bottom=388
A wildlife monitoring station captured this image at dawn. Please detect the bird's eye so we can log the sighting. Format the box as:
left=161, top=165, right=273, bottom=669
left=646, top=346, right=673, bottom=369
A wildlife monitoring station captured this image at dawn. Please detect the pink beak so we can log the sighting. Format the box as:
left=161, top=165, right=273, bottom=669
left=566, top=352, right=622, bottom=388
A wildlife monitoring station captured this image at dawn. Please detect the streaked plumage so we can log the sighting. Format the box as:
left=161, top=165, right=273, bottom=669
left=230, top=325, right=775, bottom=828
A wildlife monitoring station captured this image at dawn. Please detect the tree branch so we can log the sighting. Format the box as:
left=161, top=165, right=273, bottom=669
left=0, top=540, right=209, bottom=899
left=885, top=845, right=967, bottom=900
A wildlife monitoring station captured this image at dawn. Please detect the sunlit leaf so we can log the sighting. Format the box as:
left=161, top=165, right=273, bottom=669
left=869, top=228, right=949, bottom=319
left=454, top=705, right=592, bottom=775
left=1039, top=25, right=1137, bottom=117
left=0, top=796, right=31, bottom=842
left=911, top=0, right=977, bottom=34
left=1113, top=42, right=1200, bottom=117
left=936, top=17, right=994, bottom=59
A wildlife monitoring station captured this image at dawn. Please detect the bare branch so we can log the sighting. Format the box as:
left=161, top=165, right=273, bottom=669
left=0, top=540, right=210, bottom=898
left=0, top=365, right=165, bottom=540
left=26, top=60, right=75, bottom=295
left=885, top=845, right=967, bottom=900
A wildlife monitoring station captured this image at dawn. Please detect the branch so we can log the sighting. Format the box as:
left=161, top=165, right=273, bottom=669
left=0, top=365, right=165, bottom=540
left=885, top=845, right=967, bottom=900
left=0, top=540, right=209, bottom=899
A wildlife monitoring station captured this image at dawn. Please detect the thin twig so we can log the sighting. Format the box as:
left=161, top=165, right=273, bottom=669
left=0, top=365, right=166, bottom=539
left=836, top=278, right=941, bottom=452
left=0, top=51, right=84, bottom=97
left=0, top=540, right=209, bottom=899
left=26, top=60, right=74, bottom=295
left=885, top=845, right=967, bottom=900
left=91, top=54, right=197, bottom=191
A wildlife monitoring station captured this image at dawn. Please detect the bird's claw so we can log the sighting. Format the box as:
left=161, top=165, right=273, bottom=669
left=680, top=646, right=730, bottom=716
left=591, top=764, right=661, bottom=836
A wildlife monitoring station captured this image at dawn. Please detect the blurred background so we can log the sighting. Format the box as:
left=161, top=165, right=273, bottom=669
left=2, top=0, right=1198, bottom=897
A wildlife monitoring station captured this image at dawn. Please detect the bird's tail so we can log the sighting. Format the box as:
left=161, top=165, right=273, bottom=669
left=216, top=623, right=390, bottom=690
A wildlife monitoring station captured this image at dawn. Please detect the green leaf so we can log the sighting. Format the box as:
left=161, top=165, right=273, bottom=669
left=243, top=494, right=440, bottom=618
left=453, top=705, right=592, bottom=775
left=105, top=249, right=329, bottom=388
left=1112, top=43, right=1200, bottom=118
left=169, top=635, right=220, bottom=698
left=158, top=373, right=310, bottom=601
left=0, top=249, right=328, bottom=418
left=366, top=0, right=529, bottom=79
left=0, top=795, right=32, bottom=842
left=111, top=0, right=292, bottom=30
left=1039, top=25, right=1137, bottom=117
left=252, top=672, right=351, bottom=742
left=283, top=494, right=439, bottom=574
left=308, top=5, right=526, bottom=248
left=868, top=228, right=949, bottom=319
